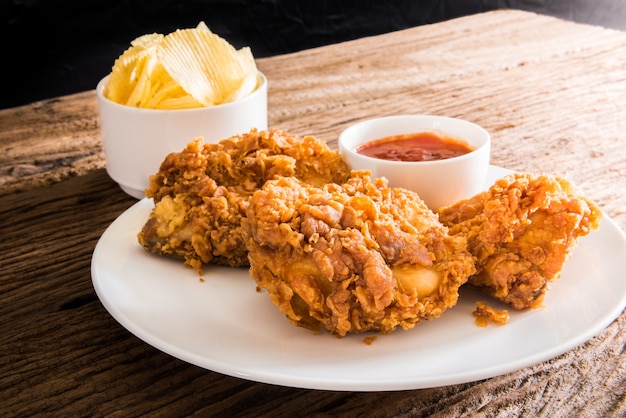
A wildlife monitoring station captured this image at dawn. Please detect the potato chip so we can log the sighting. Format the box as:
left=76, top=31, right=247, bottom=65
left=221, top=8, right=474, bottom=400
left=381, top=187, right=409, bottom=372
left=225, top=67, right=260, bottom=103
left=105, top=34, right=163, bottom=105
left=104, top=22, right=258, bottom=109
left=157, top=23, right=249, bottom=105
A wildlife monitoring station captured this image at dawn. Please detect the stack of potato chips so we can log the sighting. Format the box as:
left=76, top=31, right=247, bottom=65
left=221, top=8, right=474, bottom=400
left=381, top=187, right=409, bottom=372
left=104, top=22, right=258, bottom=109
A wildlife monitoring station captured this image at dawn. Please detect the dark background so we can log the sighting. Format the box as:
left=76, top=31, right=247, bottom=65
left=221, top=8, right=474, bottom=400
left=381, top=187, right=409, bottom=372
left=2, top=0, right=625, bottom=109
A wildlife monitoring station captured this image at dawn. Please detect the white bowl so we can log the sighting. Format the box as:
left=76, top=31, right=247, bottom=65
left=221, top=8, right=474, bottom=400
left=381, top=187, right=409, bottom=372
left=96, top=72, right=268, bottom=199
left=338, top=115, right=491, bottom=209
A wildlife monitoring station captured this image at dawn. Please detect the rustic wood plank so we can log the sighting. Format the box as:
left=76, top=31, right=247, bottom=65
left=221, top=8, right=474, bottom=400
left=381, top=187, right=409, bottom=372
left=0, top=91, right=104, bottom=196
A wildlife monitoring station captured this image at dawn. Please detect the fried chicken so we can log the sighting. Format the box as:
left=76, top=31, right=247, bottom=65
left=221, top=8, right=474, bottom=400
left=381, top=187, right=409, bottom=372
left=438, top=173, right=602, bottom=309
left=137, top=129, right=351, bottom=271
left=243, top=171, right=476, bottom=337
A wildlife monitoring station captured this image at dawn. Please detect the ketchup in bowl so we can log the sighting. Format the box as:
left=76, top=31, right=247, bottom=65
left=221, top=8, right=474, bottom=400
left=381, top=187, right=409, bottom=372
left=356, top=131, right=475, bottom=162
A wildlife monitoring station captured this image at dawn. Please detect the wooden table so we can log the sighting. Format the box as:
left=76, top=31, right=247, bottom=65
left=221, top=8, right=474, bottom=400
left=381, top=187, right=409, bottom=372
left=1, top=10, right=625, bottom=417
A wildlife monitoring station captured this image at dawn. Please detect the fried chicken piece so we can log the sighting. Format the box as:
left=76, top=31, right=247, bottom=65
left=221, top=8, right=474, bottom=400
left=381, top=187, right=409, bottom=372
left=438, top=173, right=602, bottom=309
left=243, top=171, right=476, bottom=337
left=137, top=129, right=351, bottom=271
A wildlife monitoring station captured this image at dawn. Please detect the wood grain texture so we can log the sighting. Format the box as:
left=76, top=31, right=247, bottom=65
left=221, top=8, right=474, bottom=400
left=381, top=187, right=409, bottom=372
left=1, top=10, right=624, bottom=417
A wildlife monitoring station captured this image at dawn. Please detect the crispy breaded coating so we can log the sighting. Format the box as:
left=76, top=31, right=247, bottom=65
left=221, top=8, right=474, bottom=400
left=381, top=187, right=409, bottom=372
left=438, top=173, right=602, bottom=309
left=137, top=129, right=351, bottom=271
left=243, top=171, right=476, bottom=337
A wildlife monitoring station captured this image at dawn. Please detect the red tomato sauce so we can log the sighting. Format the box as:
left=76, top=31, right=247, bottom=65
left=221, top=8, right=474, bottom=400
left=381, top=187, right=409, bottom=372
left=356, top=131, right=475, bottom=162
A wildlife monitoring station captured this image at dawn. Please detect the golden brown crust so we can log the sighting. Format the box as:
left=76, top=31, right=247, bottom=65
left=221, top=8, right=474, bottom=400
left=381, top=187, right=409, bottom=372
left=243, top=171, right=476, bottom=337
left=438, top=173, right=602, bottom=309
left=137, top=129, right=351, bottom=270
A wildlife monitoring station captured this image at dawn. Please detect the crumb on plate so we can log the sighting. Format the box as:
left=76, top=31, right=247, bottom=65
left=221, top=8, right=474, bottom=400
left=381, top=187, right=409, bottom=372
left=473, top=301, right=509, bottom=327
left=363, top=336, right=377, bottom=345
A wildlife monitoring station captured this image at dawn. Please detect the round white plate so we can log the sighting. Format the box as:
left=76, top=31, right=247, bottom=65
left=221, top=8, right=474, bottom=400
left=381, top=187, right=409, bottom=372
left=91, top=166, right=626, bottom=391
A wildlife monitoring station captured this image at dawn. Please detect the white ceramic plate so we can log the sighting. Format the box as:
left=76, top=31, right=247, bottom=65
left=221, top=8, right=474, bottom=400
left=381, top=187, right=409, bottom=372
left=91, top=166, right=626, bottom=391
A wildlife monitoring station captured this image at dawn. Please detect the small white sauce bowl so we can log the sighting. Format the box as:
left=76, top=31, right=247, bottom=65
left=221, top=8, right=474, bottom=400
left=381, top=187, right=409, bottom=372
left=96, top=72, right=268, bottom=199
left=338, top=115, right=491, bottom=209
